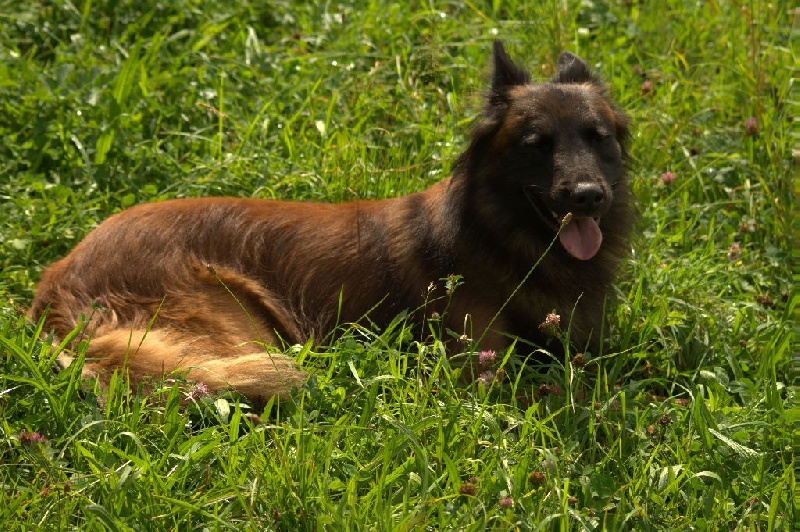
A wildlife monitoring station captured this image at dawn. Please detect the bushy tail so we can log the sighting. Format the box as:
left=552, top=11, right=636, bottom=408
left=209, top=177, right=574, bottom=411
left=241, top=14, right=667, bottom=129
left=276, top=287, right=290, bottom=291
left=58, top=328, right=307, bottom=402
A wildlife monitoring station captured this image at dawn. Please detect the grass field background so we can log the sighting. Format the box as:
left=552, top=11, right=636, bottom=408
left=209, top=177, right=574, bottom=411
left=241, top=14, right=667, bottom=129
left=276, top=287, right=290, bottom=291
left=0, top=0, right=795, bottom=529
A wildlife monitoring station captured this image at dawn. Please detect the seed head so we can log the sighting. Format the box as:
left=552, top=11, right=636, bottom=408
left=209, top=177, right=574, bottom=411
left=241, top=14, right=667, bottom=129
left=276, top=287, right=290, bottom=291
left=756, top=294, right=775, bottom=308
left=459, top=480, right=477, bottom=496
left=528, top=471, right=546, bottom=486
left=744, top=116, right=758, bottom=136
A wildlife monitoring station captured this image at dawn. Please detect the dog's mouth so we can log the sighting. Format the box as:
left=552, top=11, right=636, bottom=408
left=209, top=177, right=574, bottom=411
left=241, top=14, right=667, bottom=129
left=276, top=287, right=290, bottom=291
left=524, top=188, right=603, bottom=261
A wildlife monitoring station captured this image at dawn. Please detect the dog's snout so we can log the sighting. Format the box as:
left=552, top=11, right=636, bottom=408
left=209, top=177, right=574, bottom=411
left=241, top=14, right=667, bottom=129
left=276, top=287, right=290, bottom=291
left=563, top=182, right=607, bottom=216
left=571, top=182, right=604, bottom=205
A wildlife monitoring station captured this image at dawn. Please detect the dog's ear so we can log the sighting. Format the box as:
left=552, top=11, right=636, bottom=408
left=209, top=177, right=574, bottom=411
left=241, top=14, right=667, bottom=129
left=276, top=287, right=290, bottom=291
left=455, top=41, right=528, bottom=175
left=554, top=52, right=593, bottom=83
left=491, top=40, right=530, bottom=95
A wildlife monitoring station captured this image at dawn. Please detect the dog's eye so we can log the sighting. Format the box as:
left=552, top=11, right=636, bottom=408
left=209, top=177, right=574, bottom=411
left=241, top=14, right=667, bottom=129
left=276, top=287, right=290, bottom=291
left=587, top=128, right=612, bottom=143
left=521, top=133, right=552, bottom=150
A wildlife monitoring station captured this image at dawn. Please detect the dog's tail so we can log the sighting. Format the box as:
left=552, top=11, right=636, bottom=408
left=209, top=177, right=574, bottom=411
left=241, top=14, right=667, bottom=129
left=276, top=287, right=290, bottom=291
left=57, top=327, right=307, bottom=402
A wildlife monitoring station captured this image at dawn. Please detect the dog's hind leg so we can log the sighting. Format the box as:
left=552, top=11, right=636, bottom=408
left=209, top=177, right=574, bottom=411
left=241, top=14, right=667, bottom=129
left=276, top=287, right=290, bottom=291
left=49, top=264, right=310, bottom=402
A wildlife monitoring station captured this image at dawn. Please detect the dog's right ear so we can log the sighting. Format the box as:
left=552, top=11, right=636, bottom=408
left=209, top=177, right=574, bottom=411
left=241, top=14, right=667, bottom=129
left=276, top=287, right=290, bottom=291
left=491, top=40, right=530, bottom=98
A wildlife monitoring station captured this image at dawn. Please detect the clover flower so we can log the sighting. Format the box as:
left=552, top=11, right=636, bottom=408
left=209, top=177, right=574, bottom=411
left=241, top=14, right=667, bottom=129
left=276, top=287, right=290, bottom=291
left=478, top=350, right=496, bottom=369
left=538, top=312, right=560, bottom=337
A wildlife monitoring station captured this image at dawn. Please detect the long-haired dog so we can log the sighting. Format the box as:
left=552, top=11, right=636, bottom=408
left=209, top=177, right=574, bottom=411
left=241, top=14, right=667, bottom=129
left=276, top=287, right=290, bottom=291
left=31, top=41, right=634, bottom=402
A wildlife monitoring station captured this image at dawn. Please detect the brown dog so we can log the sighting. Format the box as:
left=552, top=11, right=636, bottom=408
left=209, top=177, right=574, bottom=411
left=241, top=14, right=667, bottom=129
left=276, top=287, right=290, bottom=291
left=30, top=41, right=634, bottom=402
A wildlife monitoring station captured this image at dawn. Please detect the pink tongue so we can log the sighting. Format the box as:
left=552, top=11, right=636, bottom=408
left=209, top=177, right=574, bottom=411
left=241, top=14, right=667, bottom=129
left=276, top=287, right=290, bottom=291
left=559, top=217, right=603, bottom=260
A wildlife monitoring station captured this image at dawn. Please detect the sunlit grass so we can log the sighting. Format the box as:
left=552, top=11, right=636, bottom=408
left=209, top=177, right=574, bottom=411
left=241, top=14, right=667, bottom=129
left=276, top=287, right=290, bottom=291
left=0, top=0, right=794, bottom=529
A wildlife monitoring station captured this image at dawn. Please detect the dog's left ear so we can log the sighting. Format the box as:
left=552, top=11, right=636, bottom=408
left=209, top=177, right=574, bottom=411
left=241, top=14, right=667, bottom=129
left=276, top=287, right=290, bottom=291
left=554, top=52, right=593, bottom=83
left=492, top=40, right=530, bottom=95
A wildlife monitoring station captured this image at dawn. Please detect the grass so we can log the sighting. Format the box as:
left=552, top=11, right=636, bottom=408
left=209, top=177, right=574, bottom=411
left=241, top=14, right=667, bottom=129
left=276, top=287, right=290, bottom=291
left=0, top=0, right=795, bottom=529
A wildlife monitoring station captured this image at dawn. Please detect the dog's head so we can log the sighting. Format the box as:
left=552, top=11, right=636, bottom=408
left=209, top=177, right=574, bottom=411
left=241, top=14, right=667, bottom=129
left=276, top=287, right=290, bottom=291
left=456, top=41, right=630, bottom=261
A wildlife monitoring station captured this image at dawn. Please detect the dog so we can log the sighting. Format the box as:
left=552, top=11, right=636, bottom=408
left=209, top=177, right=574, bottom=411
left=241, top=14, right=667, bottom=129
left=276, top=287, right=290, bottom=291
left=30, top=41, right=634, bottom=403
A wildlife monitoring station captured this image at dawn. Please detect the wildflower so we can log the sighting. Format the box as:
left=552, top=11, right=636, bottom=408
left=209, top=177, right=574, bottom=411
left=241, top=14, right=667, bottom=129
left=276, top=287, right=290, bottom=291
left=658, top=414, right=672, bottom=426
left=640, top=80, right=654, bottom=95
left=477, top=370, right=495, bottom=390
left=478, top=350, right=496, bottom=369
left=568, top=495, right=579, bottom=506
left=499, top=496, right=514, bottom=508
left=727, top=242, right=741, bottom=260
left=660, top=171, right=676, bottom=185
left=538, top=384, right=552, bottom=397
left=185, top=381, right=210, bottom=401
left=744, top=116, right=758, bottom=136
left=538, top=312, right=560, bottom=337
left=570, top=353, right=585, bottom=367
left=19, top=430, right=47, bottom=446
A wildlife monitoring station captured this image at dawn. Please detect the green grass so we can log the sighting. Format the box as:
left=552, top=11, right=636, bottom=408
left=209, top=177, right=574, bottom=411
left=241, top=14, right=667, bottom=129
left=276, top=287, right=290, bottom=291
left=0, top=0, right=795, bottom=529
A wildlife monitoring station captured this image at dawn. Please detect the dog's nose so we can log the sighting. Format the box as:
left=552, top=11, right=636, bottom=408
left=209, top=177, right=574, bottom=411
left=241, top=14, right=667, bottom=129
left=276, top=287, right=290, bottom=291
left=568, top=183, right=605, bottom=214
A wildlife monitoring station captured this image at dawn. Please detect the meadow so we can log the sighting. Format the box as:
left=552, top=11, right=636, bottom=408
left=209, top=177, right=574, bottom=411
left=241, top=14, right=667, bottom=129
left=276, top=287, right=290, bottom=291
left=0, top=0, right=795, bottom=529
